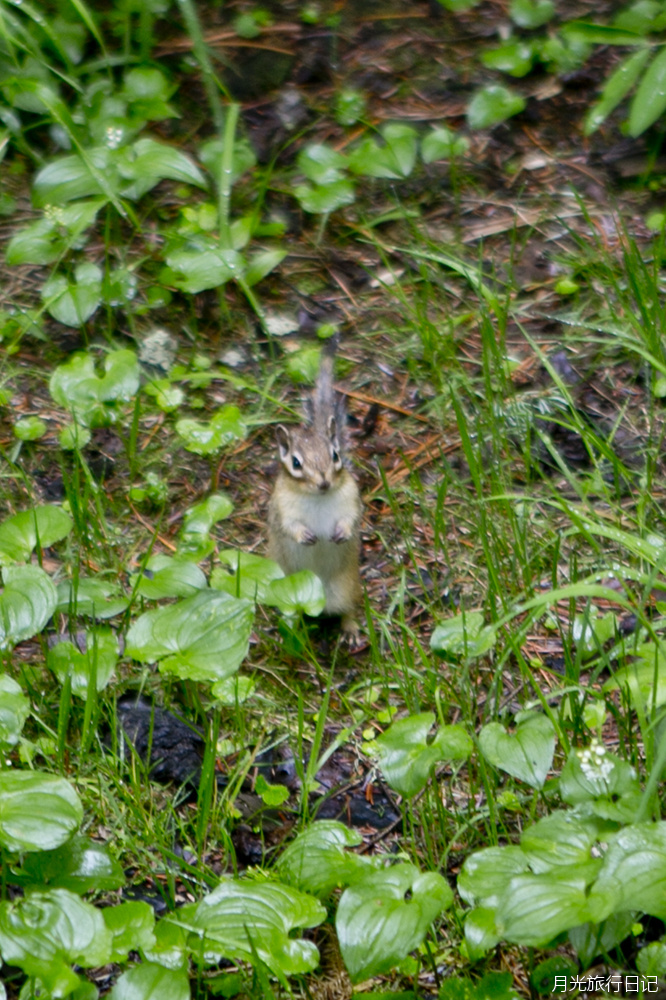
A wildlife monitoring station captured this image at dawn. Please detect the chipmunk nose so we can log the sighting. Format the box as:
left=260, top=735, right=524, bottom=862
left=318, top=479, right=330, bottom=492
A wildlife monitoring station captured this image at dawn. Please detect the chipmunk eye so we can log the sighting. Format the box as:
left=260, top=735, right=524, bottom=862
left=292, top=455, right=302, bottom=470
left=332, top=449, right=340, bottom=463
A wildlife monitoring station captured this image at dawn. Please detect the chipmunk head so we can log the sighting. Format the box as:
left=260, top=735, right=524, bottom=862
left=275, top=417, right=343, bottom=493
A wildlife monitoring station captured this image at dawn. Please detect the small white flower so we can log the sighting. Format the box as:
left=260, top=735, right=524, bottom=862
left=105, top=126, right=124, bottom=149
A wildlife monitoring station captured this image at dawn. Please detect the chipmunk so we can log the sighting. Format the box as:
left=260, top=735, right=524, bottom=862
left=268, top=350, right=363, bottom=639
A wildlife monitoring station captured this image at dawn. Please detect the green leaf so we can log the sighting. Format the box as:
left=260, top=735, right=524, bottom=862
left=6, top=200, right=104, bottom=265
left=637, top=938, right=666, bottom=977
left=0, top=889, right=112, bottom=989
left=520, top=811, right=604, bottom=881
left=607, top=640, right=666, bottom=710
left=50, top=350, right=140, bottom=425
left=294, top=179, right=356, bottom=214
left=131, top=554, right=208, bottom=599
left=179, top=493, right=234, bottom=559
left=277, top=821, right=381, bottom=897
left=18, top=835, right=125, bottom=894
left=0, top=771, right=82, bottom=852
left=591, top=823, right=666, bottom=921
left=211, top=551, right=284, bottom=603
left=430, top=611, right=496, bottom=659
left=569, top=911, right=636, bottom=969
left=0, top=505, right=72, bottom=564
left=629, top=48, right=666, bottom=136
left=33, top=146, right=117, bottom=206
left=584, top=48, right=651, bottom=134
left=336, top=864, right=453, bottom=983
left=348, top=124, right=418, bottom=179
left=509, top=0, right=554, bottom=28
left=117, top=137, right=206, bottom=200
left=199, top=135, right=257, bottom=184
left=56, top=577, right=128, bottom=618
left=244, top=248, right=287, bottom=287
left=176, top=405, right=247, bottom=455
left=297, top=143, right=349, bottom=184
left=14, top=416, right=46, bottom=440
left=125, top=589, right=254, bottom=684
left=563, top=19, right=650, bottom=44
left=110, top=962, right=191, bottom=1000
left=375, top=712, right=472, bottom=797
left=47, top=629, right=118, bottom=698
left=496, top=874, right=591, bottom=947
left=165, top=246, right=243, bottom=294
left=286, top=345, right=322, bottom=383
left=188, top=880, right=326, bottom=979
left=421, top=126, right=469, bottom=163
left=458, top=846, right=529, bottom=907
left=467, top=86, right=526, bottom=129
left=0, top=674, right=29, bottom=746
left=572, top=607, right=617, bottom=655
left=123, top=67, right=172, bottom=103
left=559, top=745, right=641, bottom=822
left=478, top=712, right=555, bottom=788
left=463, top=908, right=501, bottom=962
left=481, top=41, right=535, bottom=78
left=0, top=566, right=58, bottom=650
left=266, top=570, right=326, bottom=616
left=42, top=263, right=102, bottom=327
left=104, top=902, right=156, bottom=962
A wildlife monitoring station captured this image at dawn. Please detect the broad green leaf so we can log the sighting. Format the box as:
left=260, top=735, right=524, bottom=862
left=375, top=712, right=472, bottom=798
left=458, top=846, right=529, bottom=907
left=297, top=144, right=349, bottom=184
left=335, top=88, right=366, bottom=125
left=559, top=745, right=641, bottom=822
left=0, top=771, right=82, bottom=852
left=18, top=835, right=125, bottom=894
left=0, top=566, right=58, bottom=650
left=591, top=823, right=666, bottom=921
left=198, top=135, right=257, bottom=184
left=122, top=66, right=172, bottom=102
left=188, top=880, right=326, bottom=978
left=0, top=505, right=72, bottom=564
left=0, top=674, right=29, bottom=746
left=569, top=911, right=636, bottom=969
left=131, top=554, right=207, bottom=599
left=33, top=146, right=117, bottom=206
left=141, top=917, right=189, bottom=971
left=337, top=864, right=453, bottom=982
left=294, top=179, right=356, bottom=214
left=244, top=248, right=287, bottom=287
left=125, top=589, right=254, bottom=683
left=14, top=416, right=46, bottom=440
left=421, top=127, right=469, bottom=163
left=104, top=902, right=156, bottom=961
left=176, top=405, right=247, bottom=455
left=110, top=962, right=190, bottom=1000
left=467, top=86, right=526, bottom=129
left=637, top=938, right=666, bottom=977
left=629, top=48, right=666, bottom=136
left=520, top=811, right=604, bottom=879
left=179, top=493, right=234, bottom=559
left=277, top=821, right=381, bottom=897
left=165, top=247, right=243, bottom=294
left=606, top=641, right=666, bottom=710
left=0, top=889, right=112, bottom=990
left=572, top=607, right=617, bottom=655
left=348, top=124, right=418, bottom=179
left=431, top=611, right=496, bottom=659
left=56, top=577, right=129, bottom=618
left=6, top=200, right=104, bottom=265
left=42, top=263, right=102, bottom=326
left=496, top=874, right=591, bottom=947
left=464, top=908, right=501, bottom=962
left=118, top=136, right=206, bottom=200
left=481, top=41, right=534, bottom=78
left=563, top=19, right=650, bottom=44
left=211, top=674, right=256, bottom=705
left=266, top=570, right=326, bottom=616
left=211, top=551, right=284, bottom=603
left=286, top=345, right=322, bottom=383
left=584, top=48, right=651, bottom=134
left=50, top=350, right=140, bottom=425
left=478, top=712, right=555, bottom=788
left=509, top=0, right=554, bottom=28
left=47, top=629, right=118, bottom=698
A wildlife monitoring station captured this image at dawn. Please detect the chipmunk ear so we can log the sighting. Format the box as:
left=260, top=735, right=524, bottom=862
left=275, top=424, right=291, bottom=460
left=327, top=414, right=338, bottom=443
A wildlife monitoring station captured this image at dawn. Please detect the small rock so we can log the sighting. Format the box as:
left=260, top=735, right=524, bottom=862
left=139, top=328, right=178, bottom=371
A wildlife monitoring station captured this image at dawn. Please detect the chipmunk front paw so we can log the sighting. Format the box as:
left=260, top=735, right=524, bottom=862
left=331, top=520, right=353, bottom=543
left=294, top=524, right=318, bottom=545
